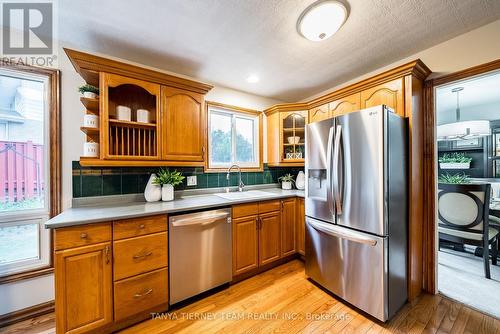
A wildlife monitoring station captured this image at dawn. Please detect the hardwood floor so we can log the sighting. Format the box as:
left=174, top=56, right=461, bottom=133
left=1, top=260, right=498, bottom=334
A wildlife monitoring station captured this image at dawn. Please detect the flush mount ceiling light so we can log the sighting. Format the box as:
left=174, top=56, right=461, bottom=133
left=246, top=74, right=259, bottom=83
left=437, top=87, right=491, bottom=141
left=298, top=0, right=348, bottom=42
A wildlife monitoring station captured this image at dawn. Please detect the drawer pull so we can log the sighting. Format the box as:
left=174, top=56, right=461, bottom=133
left=80, top=232, right=88, bottom=239
left=133, top=251, right=152, bottom=260
left=139, top=224, right=145, bottom=229
left=134, top=288, right=153, bottom=299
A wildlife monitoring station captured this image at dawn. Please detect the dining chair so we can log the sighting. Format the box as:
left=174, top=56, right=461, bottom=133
left=438, top=183, right=499, bottom=279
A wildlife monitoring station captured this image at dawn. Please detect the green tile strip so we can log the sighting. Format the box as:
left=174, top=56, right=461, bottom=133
left=72, top=161, right=303, bottom=198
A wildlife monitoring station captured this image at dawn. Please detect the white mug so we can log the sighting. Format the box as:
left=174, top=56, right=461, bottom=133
left=83, top=142, right=99, bottom=157
left=136, top=109, right=150, bottom=123
left=83, top=114, right=99, bottom=128
left=116, top=105, right=131, bottom=121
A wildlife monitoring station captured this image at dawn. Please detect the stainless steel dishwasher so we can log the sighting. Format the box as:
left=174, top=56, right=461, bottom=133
left=169, top=208, right=232, bottom=304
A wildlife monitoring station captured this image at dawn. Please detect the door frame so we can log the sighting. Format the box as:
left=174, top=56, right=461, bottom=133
left=422, top=58, right=500, bottom=294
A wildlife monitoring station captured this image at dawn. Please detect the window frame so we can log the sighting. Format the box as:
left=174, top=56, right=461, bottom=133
left=0, top=61, right=60, bottom=284
left=205, top=101, right=263, bottom=172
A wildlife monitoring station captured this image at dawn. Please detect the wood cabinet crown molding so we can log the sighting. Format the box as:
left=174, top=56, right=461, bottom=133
left=263, top=59, right=431, bottom=113
left=64, top=48, right=213, bottom=94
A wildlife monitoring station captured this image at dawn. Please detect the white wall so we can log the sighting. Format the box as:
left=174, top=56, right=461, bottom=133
left=304, top=19, right=500, bottom=101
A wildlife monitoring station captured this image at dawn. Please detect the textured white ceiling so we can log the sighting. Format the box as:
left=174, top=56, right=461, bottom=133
left=58, top=0, right=500, bottom=102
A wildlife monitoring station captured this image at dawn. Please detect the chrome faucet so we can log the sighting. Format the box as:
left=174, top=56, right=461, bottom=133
left=226, top=164, right=245, bottom=192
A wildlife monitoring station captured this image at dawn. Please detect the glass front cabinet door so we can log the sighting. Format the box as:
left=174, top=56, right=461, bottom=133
left=280, top=111, right=307, bottom=162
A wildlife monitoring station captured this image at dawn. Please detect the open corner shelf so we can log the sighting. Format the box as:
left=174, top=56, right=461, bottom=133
left=80, top=97, right=100, bottom=114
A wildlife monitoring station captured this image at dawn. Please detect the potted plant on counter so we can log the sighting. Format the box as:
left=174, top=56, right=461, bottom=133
left=153, top=168, right=185, bottom=201
left=438, top=153, right=472, bottom=169
left=278, top=173, right=294, bottom=190
left=78, top=84, right=99, bottom=99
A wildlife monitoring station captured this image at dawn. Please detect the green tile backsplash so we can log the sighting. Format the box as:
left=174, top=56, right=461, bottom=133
left=72, top=161, right=303, bottom=198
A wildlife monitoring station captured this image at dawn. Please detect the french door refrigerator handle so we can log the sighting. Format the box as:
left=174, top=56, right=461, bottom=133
left=333, top=125, right=343, bottom=215
left=326, top=126, right=335, bottom=217
left=308, top=219, right=378, bottom=246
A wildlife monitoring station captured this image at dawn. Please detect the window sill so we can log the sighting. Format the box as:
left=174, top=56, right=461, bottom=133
left=205, top=166, right=263, bottom=173
left=0, top=266, right=53, bottom=284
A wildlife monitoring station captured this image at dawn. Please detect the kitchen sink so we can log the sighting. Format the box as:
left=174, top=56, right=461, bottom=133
left=213, top=190, right=275, bottom=200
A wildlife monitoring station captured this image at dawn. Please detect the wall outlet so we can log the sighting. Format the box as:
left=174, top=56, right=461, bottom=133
left=187, top=175, right=197, bottom=186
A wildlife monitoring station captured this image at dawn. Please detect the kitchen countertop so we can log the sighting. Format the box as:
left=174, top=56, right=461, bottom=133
left=45, top=188, right=304, bottom=228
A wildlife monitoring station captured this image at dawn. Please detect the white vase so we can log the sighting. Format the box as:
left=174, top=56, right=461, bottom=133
left=295, top=171, right=305, bottom=190
left=83, top=91, right=97, bottom=99
left=162, top=184, right=174, bottom=201
left=144, top=174, right=161, bottom=202
left=282, top=181, right=292, bottom=190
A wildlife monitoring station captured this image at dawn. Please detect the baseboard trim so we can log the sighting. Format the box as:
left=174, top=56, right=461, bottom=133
left=0, top=300, right=54, bottom=328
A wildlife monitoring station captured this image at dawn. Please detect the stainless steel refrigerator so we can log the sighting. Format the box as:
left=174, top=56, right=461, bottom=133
left=305, top=105, right=408, bottom=322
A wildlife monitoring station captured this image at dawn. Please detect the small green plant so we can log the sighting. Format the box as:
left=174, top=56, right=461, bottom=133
left=438, top=153, right=472, bottom=164
left=153, top=168, right=185, bottom=187
left=438, top=173, right=470, bottom=184
left=278, top=173, right=295, bottom=183
left=78, top=84, right=99, bottom=95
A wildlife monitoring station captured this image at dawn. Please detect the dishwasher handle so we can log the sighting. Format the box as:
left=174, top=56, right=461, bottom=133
left=171, top=212, right=230, bottom=227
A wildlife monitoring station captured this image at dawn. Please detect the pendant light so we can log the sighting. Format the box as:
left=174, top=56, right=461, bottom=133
left=437, top=87, right=490, bottom=141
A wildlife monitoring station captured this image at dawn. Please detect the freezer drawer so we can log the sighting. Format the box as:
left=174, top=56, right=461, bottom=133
left=305, top=217, right=388, bottom=321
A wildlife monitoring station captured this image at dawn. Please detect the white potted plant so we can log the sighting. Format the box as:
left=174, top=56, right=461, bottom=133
left=278, top=173, right=294, bottom=190
left=78, top=84, right=99, bottom=99
left=439, top=153, right=472, bottom=169
left=153, top=168, right=185, bottom=201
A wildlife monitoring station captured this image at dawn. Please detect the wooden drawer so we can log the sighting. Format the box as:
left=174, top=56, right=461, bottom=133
left=113, top=232, right=168, bottom=281
left=114, top=267, right=168, bottom=321
left=258, top=200, right=280, bottom=214
left=113, top=215, right=167, bottom=240
left=232, top=202, right=258, bottom=219
left=54, top=223, right=111, bottom=251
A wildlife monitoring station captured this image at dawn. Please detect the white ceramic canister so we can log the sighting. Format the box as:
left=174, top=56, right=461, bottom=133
left=295, top=171, right=305, bottom=190
left=136, top=109, right=150, bottom=123
left=83, top=92, right=97, bottom=99
left=83, top=142, right=99, bottom=157
left=116, top=105, right=132, bottom=121
left=83, top=114, right=99, bottom=128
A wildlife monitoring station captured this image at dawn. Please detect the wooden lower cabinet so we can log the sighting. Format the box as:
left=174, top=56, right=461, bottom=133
left=55, top=242, right=113, bottom=334
left=296, top=198, right=305, bottom=256
left=232, top=215, right=259, bottom=276
left=54, top=216, right=168, bottom=334
left=281, top=198, right=296, bottom=257
left=258, top=211, right=281, bottom=266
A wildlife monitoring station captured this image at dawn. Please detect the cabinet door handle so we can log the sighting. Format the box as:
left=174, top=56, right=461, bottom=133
left=133, top=251, right=152, bottom=260
left=105, top=245, right=110, bottom=264
left=80, top=232, right=88, bottom=239
left=134, top=288, right=153, bottom=299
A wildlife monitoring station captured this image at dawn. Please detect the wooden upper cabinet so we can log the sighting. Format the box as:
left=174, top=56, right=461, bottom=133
left=161, top=86, right=205, bottom=162
left=360, top=78, right=404, bottom=117
left=258, top=211, right=281, bottom=266
left=232, top=215, right=259, bottom=276
left=281, top=198, right=296, bottom=257
left=309, top=104, right=330, bottom=123
left=329, top=93, right=361, bottom=117
left=280, top=110, right=307, bottom=163
left=100, top=73, right=162, bottom=160
left=55, top=242, right=113, bottom=334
